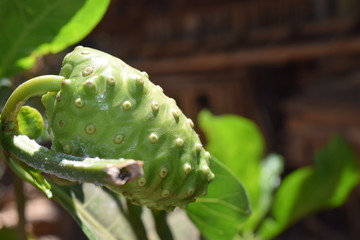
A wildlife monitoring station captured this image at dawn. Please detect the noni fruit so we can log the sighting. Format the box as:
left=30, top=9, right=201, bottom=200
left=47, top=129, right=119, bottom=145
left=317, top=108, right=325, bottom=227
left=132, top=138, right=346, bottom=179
left=41, top=46, right=214, bottom=211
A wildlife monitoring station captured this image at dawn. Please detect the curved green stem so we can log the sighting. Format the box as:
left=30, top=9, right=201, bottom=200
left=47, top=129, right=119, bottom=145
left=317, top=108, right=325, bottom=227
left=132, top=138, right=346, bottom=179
left=1, top=75, right=64, bottom=128
left=6, top=135, right=143, bottom=186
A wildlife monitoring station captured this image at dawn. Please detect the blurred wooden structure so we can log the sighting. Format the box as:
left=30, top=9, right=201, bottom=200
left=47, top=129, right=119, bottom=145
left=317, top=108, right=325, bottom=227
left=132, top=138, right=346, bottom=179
left=87, top=0, right=360, bottom=167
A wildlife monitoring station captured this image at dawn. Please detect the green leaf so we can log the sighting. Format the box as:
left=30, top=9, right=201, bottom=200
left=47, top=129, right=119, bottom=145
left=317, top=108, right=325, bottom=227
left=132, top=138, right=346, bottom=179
left=187, top=157, right=251, bottom=240
left=259, top=136, right=360, bottom=239
left=199, top=110, right=264, bottom=205
left=0, top=0, right=110, bottom=77
left=199, top=110, right=279, bottom=232
left=16, top=106, right=43, bottom=139
left=51, top=183, right=139, bottom=240
left=199, top=110, right=264, bottom=186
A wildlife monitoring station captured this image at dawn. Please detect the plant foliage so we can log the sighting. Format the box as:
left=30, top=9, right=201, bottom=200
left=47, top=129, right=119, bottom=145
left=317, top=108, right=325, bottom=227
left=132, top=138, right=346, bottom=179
left=0, top=0, right=110, bottom=77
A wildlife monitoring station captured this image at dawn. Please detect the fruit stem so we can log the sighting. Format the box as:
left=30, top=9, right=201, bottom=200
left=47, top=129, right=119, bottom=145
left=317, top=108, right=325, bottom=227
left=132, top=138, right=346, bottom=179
left=7, top=134, right=143, bottom=186
left=152, top=210, right=174, bottom=240
left=126, top=200, right=149, bottom=240
left=1, top=75, right=64, bottom=128
left=14, top=172, right=27, bottom=240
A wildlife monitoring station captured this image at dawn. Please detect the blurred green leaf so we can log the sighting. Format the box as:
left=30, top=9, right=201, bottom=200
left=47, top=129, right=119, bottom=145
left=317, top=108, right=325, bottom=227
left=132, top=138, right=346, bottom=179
left=187, top=157, right=251, bottom=240
left=16, top=106, right=43, bottom=140
left=0, top=227, right=18, bottom=239
left=51, top=183, right=139, bottom=240
left=199, top=110, right=282, bottom=233
left=0, top=0, right=110, bottom=77
left=259, top=136, right=360, bottom=239
left=199, top=110, right=264, bottom=189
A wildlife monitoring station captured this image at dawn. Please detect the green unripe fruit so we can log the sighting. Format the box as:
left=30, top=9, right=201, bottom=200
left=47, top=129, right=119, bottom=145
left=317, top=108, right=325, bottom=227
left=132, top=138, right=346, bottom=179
left=41, top=46, right=214, bottom=211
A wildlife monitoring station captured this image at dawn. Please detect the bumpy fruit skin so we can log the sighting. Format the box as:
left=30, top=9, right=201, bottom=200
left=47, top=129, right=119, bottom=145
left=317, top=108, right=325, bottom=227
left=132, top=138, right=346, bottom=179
left=41, top=46, right=214, bottom=211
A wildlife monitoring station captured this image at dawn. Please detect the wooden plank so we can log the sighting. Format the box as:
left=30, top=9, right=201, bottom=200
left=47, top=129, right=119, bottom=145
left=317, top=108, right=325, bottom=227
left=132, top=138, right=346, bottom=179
left=300, top=17, right=356, bottom=36
left=131, top=37, right=360, bottom=74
